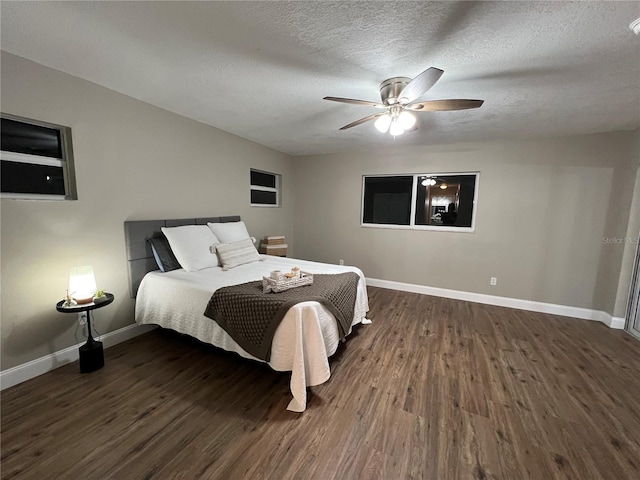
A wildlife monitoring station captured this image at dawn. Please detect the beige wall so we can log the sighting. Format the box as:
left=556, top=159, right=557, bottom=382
left=1, top=53, right=295, bottom=370
left=292, top=131, right=638, bottom=315
left=613, top=133, right=640, bottom=318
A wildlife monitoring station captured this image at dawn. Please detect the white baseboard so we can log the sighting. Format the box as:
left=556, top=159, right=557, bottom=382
left=366, top=278, right=625, bottom=330
left=609, top=316, right=626, bottom=329
left=0, top=323, right=157, bottom=391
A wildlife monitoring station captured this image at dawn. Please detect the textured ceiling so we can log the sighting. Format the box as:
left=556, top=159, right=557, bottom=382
left=1, top=1, right=639, bottom=156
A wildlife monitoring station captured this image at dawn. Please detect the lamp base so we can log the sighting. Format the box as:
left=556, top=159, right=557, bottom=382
left=79, top=339, right=104, bottom=373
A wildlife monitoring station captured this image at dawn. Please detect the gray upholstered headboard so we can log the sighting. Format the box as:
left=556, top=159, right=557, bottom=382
left=124, top=215, right=241, bottom=297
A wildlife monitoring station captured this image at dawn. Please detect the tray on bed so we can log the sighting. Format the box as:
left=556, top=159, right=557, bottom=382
left=262, top=272, right=313, bottom=293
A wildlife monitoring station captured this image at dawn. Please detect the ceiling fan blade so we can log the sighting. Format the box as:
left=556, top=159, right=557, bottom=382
left=398, top=67, right=444, bottom=104
left=406, top=99, right=484, bottom=111
left=324, top=96, right=385, bottom=108
left=339, top=113, right=385, bottom=130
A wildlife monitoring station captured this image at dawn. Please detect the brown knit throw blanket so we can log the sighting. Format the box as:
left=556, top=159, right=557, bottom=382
left=203, top=272, right=359, bottom=361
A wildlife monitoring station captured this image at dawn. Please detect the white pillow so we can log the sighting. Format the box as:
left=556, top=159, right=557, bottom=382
left=215, top=238, right=260, bottom=270
left=161, top=225, right=220, bottom=272
left=208, top=221, right=251, bottom=244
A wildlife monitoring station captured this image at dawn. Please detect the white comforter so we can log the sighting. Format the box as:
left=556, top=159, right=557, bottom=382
left=135, top=255, right=369, bottom=412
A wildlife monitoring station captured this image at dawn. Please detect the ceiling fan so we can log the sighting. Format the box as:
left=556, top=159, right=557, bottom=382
left=324, top=67, right=484, bottom=136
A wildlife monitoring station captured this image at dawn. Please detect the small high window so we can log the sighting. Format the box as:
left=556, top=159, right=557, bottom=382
left=362, top=172, right=479, bottom=231
left=250, top=169, right=280, bottom=207
left=1, top=113, right=77, bottom=200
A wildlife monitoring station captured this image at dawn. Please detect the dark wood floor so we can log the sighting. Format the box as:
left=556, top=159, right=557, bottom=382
left=2, top=287, right=640, bottom=479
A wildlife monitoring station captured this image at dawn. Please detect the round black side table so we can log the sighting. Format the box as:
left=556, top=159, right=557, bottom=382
left=56, top=293, right=114, bottom=373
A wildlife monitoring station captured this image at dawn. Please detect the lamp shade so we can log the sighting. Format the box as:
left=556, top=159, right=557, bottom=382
left=389, top=118, right=405, bottom=136
left=374, top=114, right=392, bottom=133
left=398, top=111, right=416, bottom=130
left=69, top=266, right=97, bottom=304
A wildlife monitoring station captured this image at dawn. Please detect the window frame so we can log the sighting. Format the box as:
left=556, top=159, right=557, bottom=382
left=1, top=113, right=78, bottom=201
left=250, top=168, right=280, bottom=207
left=360, top=171, right=479, bottom=233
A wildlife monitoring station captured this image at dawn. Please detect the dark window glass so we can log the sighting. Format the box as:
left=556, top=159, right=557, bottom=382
left=250, top=170, right=276, bottom=188
left=1, top=160, right=65, bottom=195
left=362, top=176, right=413, bottom=225
left=251, top=189, right=277, bottom=205
left=1, top=118, right=62, bottom=158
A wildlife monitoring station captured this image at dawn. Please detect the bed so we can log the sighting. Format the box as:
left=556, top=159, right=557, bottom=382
left=124, top=216, right=369, bottom=412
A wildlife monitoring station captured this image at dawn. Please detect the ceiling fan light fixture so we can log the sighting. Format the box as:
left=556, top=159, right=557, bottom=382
left=421, top=177, right=436, bottom=187
left=389, top=119, right=405, bottom=136
left=398, top=111, right=416, bottom=130
left=374, top=114, right=392, bottom=133
left=324, top=67, right=484, bottom=135
left=631, top=18, right=640, bottom=35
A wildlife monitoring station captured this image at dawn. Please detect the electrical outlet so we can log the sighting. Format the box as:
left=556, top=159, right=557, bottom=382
left=78, top=312, right=87, bottom=325
left=490, top=277, right=497, bottom=286
left=339, top=259, right=344, bottom=266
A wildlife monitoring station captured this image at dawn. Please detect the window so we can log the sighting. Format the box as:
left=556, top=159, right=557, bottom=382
left=1, top=113, right=77, bottom=200
left=362, top=172, right=479, bottom=231
left=362, top=176, right=414, bottom=225
left=250, top=169, right=280, bottom=207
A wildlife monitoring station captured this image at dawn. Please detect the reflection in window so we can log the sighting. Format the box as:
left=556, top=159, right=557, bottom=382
left=414, top=174, right=476, bottom=228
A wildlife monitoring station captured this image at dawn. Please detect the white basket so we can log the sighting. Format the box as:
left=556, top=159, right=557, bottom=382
left=262, top=271, right=313, bottom=293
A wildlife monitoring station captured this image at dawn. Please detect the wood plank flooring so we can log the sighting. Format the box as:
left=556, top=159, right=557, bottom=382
left=3, top=286, right=640, bottom=479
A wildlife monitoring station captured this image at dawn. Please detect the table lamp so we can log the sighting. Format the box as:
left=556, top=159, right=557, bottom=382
left=69, top=266, right=97, bottom=304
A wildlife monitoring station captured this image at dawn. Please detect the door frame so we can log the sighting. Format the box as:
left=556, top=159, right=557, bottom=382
left=625, top=236, right=640, bottom=340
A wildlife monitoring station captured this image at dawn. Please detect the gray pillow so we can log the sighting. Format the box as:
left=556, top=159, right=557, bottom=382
left=147, top=234, right=181, bottom=272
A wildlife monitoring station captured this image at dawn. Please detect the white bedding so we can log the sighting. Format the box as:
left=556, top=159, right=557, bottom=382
left=135, top=255, right=369, bottom=412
